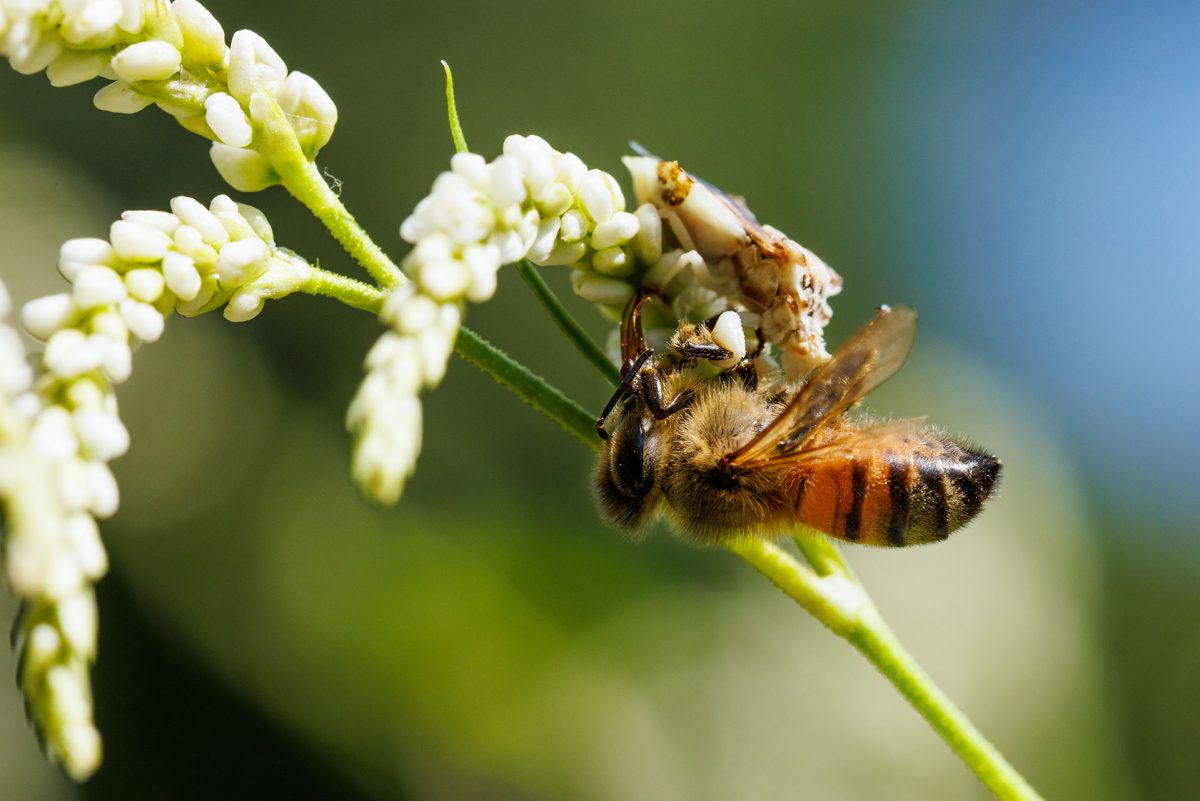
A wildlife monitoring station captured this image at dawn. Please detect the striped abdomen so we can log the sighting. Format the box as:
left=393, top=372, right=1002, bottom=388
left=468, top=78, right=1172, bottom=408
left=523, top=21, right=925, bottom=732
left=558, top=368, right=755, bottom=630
left=788, top=435, right=1001, bottom=546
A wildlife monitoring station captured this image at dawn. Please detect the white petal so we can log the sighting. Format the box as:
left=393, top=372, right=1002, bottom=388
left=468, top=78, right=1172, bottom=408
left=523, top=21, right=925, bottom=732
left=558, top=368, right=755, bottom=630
left=110, top=41, right=181, bottom=83
left=209, top=143, right=277, bottom=192
left=171, top=0, right=227, bottom=68
left=121, top=209, right=179, bottom=234
left=170, top=196, right=229, bottom=248
left=227, top=29, right=287, bottom=103
left=204, top=92, right=253, bottom=148
left=109, top=219, right=171, bottom=261
left=118, top=299, right=165, bottom=341
left=161, top=251, right=202, bottom=300
left=216, top=237, right=271, bottom=285
left=22, top=294, right=77, bottom=340
left=124, top=268, right=165, bottom=302
left=72, top=266, right=127, bottom=309
left=93, top=80, right=154, bottom=114
left=73, top=407, right=130, bottom=461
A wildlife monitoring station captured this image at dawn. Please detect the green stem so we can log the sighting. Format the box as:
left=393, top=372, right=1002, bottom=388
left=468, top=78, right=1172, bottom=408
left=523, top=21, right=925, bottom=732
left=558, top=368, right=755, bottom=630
left=441, top=61, right=469, bottom=154
left=276, top=158, right=406, bottom=289
left=514, top=261, right=621, bottom=386
left=729, top=537, right=1044, bottom=801
left=455, top=327, right=597, bottom=447
left=849, top=609, right=1044, bottom=801
left=301, top=268, right=387, bottom=313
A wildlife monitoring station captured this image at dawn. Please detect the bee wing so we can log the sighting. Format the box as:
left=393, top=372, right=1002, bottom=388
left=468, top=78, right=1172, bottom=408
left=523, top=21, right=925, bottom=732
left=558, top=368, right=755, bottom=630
left=723, top=305, right=917, bottom=470
left=749, top=418, right=927, bottom=469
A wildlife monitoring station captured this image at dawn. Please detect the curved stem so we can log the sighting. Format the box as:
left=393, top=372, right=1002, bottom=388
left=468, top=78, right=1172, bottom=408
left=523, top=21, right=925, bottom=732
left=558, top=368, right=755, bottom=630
left=730, top=536, right=1044, bottom=801
left=514, top=260, right=620, bottom=386
left=276, top=158, right=406, bottom=289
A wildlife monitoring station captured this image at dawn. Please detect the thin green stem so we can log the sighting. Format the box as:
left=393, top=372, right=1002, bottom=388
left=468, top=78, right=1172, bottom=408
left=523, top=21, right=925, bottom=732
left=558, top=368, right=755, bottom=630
left=276, top=158, right=406, bottom=289
left=442, top=61, right=469, bottom=154
left=300, top=268, right=387, bottom=313
left=729, top=537, right=1044, bottom=801
left=455, top=327, right=597, bottom=447
left=514, top=261, right=621, bottom=386
left=849, top=610, right=1044, bottom=801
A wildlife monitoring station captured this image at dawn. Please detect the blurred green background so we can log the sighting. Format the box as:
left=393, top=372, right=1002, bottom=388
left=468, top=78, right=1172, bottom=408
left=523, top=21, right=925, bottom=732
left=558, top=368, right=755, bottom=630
left=1, top=1, right=1196, bottom=799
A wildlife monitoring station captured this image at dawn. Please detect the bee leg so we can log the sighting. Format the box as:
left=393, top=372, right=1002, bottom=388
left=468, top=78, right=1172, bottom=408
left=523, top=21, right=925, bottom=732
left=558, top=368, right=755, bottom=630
left=731, top=358, right=758, bottom=391
left=596, top=349, right=656, bottom=440
left=641, top=369, right=694, bottom=420
left=676, top=341, right=734, bottom=362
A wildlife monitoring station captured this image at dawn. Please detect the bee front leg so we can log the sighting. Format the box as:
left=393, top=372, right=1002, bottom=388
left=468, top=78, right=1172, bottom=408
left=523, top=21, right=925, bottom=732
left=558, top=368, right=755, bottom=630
left=641, top=369, right=694, bottom=420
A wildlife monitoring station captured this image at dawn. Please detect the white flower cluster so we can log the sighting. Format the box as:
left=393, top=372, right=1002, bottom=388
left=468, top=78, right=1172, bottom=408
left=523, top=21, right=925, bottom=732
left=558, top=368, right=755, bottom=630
left=0, top=0, right=337, bottom=191
left=350, top=135, right=695, bottom=503
left=2, top=196, right=308, bottom=778
left=0, top=278, right=103, bottom=780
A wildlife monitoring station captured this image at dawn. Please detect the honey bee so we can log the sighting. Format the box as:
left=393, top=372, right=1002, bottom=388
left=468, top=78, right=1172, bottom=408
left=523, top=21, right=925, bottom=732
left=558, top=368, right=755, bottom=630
left=595, top=300, right=1000, bottom=545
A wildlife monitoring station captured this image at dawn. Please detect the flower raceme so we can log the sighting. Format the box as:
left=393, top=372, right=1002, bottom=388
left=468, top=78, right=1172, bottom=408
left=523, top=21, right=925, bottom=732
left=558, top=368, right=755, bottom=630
left=0, top=0, right=338, bottom=191
left=3, top=195, right=316, bottom=779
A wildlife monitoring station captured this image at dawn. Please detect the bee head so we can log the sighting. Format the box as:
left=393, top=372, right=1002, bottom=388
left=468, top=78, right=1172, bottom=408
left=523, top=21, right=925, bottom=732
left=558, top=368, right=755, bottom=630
left=595, top=395, right=660, bottom=531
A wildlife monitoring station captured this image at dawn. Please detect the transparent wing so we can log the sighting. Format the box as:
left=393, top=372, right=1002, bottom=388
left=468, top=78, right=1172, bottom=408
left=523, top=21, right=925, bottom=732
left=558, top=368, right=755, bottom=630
left=748, top=418, right=926, bottom=470
left=723, top=305, right=917, bottom=470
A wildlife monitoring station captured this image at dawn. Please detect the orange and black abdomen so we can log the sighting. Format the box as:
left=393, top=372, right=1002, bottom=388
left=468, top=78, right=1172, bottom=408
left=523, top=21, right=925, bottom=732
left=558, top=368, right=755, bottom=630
left=789, top=437, right=1001, bottom=546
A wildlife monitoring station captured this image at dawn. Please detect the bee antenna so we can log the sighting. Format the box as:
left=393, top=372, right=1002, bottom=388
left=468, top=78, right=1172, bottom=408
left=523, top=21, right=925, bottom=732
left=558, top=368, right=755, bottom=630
left=596, top=348, right=655, bottom=440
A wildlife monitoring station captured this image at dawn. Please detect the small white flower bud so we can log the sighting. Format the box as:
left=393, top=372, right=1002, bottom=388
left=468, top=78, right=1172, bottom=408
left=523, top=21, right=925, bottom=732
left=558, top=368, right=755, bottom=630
left=539, top=240, right=587, bottom=267
left=109, top=219, right=171, bottom=262
left=525, top=217, right=561, bottom=264
left=591, top=246, right=631, bottom=277
left=84, top=462, right=120, bottom=518
left=171, top=0, right=228, bottom=69
left=72, top=267, right=126, bottom=310
left=46, top=50, right=112, bottom=87
left=65, top=514, right=108, bottom=580
left=590, top=211, right=640, bottom=251
left=485, top=156, right=525, bottom=210
left=93, top=81, right=154, bottom=114
left=209, top=143, right=278, bottom=192
left=30, top=406, right=80, bottom=461
left=216, top=237, right=271, bottom=285
left=123, top=268, right=165, bottom=303
left=170, top=196, right=230, bottom=248
left=121, top=209, right=179, bottom=234
left=558, top=210, right=588, bottom=243
left=227, top=30, right=287, bottom=103
left=117, top=0, right=144, bottom=33
left=416, top=259, right=470, bottom=301
left=277, top=70, right=338, bottom=154
left=633, top=204, right=663, bottom=266
left=175, top=275, right=218, bottom=317
left=58, top=591, right=99, bottom=657
left=26, top=625, right=62, bottom=672
left=59, top=0, right=122, bottom=44
left=65, top=378, right=105, bottom=410
left=223, top=289, right=265, bottom=322
left=57, top=458, right=94, bottom=512
left=555, top=152, right=587, bottom=190
left=46, top=665, right=91, bottom=723
left=534, top=181, right=573, bottom=218
left=118, top=299, right=165, bottom=342
left=579, top=169, right=616, bottom=222
left=161, top=251, right=202, bottom=300
left=110, top=41, right=182, bottom=83
left=59, top=238, right=116, bottom=281
left=204, top=92, right=253, bottom=148
left=571, top=271, right=636, bottom=306
left=89, top=309, right=127, bottom=341
left=462, top=244, right=501, bottom=304
left=91, top=335, right=132, bottom=383
left=57, top=721, right=103, bottom=783
left=22, top=294, right=77, bottom=340
left=235, top=202, right=274, bottom=244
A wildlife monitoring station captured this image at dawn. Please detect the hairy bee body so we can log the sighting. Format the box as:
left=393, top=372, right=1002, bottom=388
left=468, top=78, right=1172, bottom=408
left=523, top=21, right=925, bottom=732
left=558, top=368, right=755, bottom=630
left=595, top=304, right=1001, bottom=547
